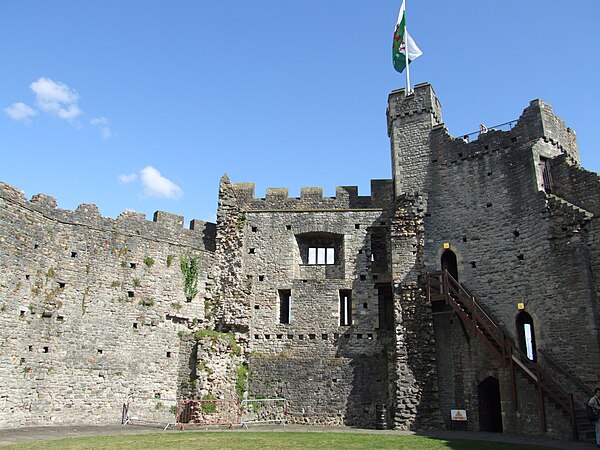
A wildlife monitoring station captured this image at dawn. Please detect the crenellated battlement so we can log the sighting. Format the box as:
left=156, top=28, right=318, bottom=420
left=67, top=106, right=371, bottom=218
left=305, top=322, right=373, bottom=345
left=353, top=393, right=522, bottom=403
left=229, top=179, right=393, bottom=211
left=0, top=182, right=216, bottom=251
left=428, top=98, right=579, bottom=168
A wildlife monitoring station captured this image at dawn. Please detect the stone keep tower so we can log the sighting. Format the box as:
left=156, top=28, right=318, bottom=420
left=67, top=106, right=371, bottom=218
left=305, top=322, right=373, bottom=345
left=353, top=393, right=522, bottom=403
left=387, top=82, right=600, bottom=440
left=387, top=83, right=443, bottom=198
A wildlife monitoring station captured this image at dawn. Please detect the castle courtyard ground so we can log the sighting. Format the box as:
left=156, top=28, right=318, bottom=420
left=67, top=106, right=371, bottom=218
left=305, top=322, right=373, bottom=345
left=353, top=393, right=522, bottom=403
left=0, top=424, right=594, bottom=449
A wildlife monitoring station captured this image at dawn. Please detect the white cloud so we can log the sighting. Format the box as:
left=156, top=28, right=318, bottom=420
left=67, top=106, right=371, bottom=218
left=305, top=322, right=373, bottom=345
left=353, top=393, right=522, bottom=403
left=4, top=102, right=38, bottom=122
left=90, top=116, right=112, bottom=139
left=119, top=173, right=138, bottom=184
left=140, top=166, right=183, bottom=199
left=30, top=77, right=81, bottom=120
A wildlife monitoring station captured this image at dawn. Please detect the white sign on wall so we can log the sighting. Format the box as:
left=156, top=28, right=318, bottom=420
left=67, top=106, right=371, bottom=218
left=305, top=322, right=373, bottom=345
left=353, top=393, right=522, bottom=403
left=451, top=409, right=467, bottom=421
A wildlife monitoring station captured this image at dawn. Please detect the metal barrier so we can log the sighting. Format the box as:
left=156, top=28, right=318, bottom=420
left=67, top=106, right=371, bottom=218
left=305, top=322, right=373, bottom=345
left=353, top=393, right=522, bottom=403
left=123, top=396, right=289, bottom=430
left=176, top=399, right=240, bottom=429
left=122, top=395, right=179, bottom=430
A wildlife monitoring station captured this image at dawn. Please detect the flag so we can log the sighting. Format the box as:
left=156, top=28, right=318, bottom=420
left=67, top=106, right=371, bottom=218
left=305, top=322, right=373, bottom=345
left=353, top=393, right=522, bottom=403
left=392, top=1, right=422, bottom=73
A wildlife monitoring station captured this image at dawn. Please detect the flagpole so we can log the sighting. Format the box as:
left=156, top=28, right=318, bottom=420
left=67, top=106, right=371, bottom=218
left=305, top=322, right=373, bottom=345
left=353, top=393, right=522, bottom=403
left=404, top=0, right=411, bottom=93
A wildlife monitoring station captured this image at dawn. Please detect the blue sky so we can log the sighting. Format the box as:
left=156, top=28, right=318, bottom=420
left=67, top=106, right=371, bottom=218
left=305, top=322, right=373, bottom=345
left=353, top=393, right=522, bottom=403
left=2, top=1, right=599, bottom=224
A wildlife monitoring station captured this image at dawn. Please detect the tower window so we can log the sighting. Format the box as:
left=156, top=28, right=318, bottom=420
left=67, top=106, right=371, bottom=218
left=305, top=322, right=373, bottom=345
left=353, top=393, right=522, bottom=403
left=296, top=232, right=342, bottom=266
left=279, top=289, right=292, bottom=324
left=308, top=247, right=335, bottom=265
left=340, top=290, right=352, bottom=326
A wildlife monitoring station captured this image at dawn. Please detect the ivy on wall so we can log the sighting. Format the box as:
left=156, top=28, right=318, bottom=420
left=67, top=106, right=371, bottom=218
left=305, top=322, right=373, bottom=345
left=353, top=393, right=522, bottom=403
left=180, top=254, right=200, bottom=301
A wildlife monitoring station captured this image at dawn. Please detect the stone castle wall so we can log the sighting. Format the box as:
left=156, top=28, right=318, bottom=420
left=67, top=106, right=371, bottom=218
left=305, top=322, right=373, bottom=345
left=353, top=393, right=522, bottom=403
left=0, top=182, right=217, bottom=427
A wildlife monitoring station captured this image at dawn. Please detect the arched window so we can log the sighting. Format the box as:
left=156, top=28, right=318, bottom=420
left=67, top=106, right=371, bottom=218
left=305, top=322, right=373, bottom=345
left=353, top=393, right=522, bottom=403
left=441, top=249, right=458, bottom=281
left=515, top=311, right=536, bottom=361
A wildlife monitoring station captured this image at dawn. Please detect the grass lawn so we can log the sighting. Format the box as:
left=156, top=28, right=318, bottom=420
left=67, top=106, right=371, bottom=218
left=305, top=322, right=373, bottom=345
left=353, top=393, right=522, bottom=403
left=2, top=431, right=552, bottom=450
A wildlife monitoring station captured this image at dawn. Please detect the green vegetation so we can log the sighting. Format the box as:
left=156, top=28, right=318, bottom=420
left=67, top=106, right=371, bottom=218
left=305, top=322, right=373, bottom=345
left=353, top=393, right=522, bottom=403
left=46, top=267, right=56, bottom=279
left=236, top=363, right=249, bottom=400
left=110, top=280, right=121, bottom=288
left=144, top=257, right=155, bottom=268
left=132, top=278, right=141, bottom=288
left=166, top=254, right=175, bottom=267
left=140, top=298, right=155, bottom=307
left=193, top=329, right=241, bottom=356
left=200, top=393, right=217, bottom=414
left=113, top=245, right=128, bottom=257
left=180, top=254, right=200, bottom=300
left=154, top=402, right=163, bottom=410
left=171, top=302, right=182, bottom=311
left=0, top=432, right=552, bottom=450
left=236, top=212, right=247, bottom=228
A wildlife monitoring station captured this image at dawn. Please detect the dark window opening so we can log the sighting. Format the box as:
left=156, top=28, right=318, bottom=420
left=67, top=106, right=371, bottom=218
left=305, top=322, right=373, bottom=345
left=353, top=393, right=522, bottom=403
left=541, top=157, right=553, bottom=193
left=340, top=290, right=352, bottom=326
left=71, top=252, right=77, bottom=258
left=166, top=351, right=172, bottom=358
left=128, top=291, right=135, bottom=298
left=441, top=249, right=459, bottom=281
left=130, top=263, right=137, bottom=269
left=43, top=347, right=49, bottom=353
left=377, top=283, right=394, bottom=331
left=251, top=226, right=257, bottom=232
left=249, top=248, right=255, bottom=254
left=279, top=289, right=291, bottom=324
left=258, top=275, right=265, bottom=281
left=370, top=227, right=388, bottom=272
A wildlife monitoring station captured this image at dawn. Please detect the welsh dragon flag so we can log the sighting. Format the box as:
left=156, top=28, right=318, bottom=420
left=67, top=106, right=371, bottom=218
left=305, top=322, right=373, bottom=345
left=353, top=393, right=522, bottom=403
left=392, top=0, right=422, bottom=73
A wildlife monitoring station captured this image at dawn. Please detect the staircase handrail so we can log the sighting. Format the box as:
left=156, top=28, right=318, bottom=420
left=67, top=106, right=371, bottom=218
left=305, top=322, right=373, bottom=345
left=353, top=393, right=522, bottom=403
left=426, top=270, right=577, bottom=437
left=538, top=347, right=594, bottom=400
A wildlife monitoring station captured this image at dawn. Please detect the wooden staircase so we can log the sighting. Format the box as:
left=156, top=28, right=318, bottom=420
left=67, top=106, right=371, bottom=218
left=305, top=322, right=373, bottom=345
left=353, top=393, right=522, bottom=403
left=426, top=270, right=578, bottom=440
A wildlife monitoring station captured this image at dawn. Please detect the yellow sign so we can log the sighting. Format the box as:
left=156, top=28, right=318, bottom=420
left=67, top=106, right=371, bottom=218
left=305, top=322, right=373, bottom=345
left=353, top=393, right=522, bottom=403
left=517, top=303, right=525, bottom=310
left=443, top=242, right=450, bottom=249
left=451, top=409, right=467, bottom=421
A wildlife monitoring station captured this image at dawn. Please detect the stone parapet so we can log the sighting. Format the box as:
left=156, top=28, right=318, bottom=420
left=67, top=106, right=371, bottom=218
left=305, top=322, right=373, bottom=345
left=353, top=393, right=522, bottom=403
left=230, top=179, right=393, bottom=210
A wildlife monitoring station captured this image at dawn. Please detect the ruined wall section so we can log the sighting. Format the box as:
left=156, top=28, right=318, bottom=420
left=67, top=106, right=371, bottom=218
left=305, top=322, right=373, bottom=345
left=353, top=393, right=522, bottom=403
left=389, top=195, right=442, bottom=430
left=0, top=182, right=216, bottom=427
left=222, top=179, right=395, bottom=427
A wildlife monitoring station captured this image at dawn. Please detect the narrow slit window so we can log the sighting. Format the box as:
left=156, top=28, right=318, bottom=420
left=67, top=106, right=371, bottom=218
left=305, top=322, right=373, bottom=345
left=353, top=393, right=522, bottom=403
left=279, top=289, right=292, bottom=324
left=340, top=290, right=352, bottom=326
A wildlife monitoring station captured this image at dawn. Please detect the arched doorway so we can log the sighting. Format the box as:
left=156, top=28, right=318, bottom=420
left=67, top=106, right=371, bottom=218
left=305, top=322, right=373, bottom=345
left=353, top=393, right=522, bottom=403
left=515, top=311, right=537, bottom=361
left=441, top=249, right=458, bottom=281
left=478, top=376, right=503, bottom=432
